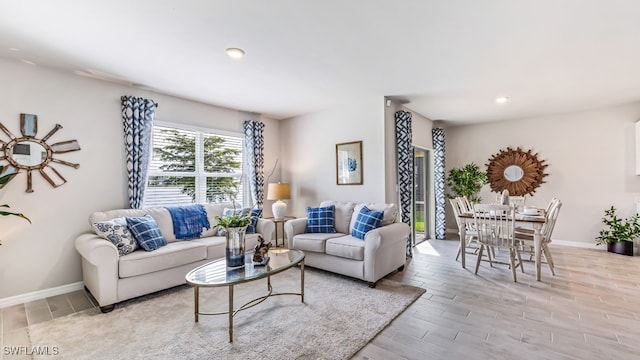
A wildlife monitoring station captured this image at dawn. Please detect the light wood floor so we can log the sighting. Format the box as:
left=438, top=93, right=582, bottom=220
left=354, top=238, right=640, bottom=360
left=3, top=238, right=639, bottom=359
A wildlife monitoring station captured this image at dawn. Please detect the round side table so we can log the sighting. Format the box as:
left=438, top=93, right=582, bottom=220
left=264, top=216, right=296, bottom=247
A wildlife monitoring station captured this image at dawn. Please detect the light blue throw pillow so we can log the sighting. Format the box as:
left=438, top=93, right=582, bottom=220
left=126, top=215, right=167, bottom=251
left=306, top=205, right=336, bottom=233
left=351, top=206, right=384, bottom=240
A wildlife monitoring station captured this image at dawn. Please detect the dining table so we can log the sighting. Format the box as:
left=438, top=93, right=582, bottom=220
left=458, top=209, right=547, bottom=281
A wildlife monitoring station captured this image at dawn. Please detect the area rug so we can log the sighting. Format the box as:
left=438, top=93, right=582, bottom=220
left=27, top=268, right=425, bottom=360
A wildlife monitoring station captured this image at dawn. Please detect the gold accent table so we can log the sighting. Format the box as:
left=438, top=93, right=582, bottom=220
left=185, top=249, right=305, bottom=342
left=265, top=216, right=296, bottom=247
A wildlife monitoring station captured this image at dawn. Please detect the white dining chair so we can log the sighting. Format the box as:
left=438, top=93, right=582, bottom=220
left=458, top=196, right=473, bottom=213
left=515, top=199, right=562, bottom=275
left=473, top=204, right=524, bottom=282
left=516, top=197, right=558, bottom=233
left=450, top=197, right=479, bottom=261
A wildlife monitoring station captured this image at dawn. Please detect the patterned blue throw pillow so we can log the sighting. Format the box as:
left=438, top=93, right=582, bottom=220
left=306, top=205, right=337, bottom=233
left=92, top=217, right=138, bottom=256
left=126, top=215, right=167, bottom=251
left=351, top=206, right=384, bottom=240
left=246, top=208, right=262, bottom=234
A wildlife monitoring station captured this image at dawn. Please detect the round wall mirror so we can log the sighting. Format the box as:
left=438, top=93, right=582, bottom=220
left=10, top=140, right=48, bottom=168
left=0, top=113, right=80, bottom=193
left=486, top=147, right=548, bottom=196
left=503, top=165, right=524, bottom=182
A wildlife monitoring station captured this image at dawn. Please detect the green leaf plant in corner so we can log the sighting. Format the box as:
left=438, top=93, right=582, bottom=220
left=445, top=163, right=488, bottom=203
left=595, top=206, right=640, bottom=246
left=0, top=165, right=31, bottom=245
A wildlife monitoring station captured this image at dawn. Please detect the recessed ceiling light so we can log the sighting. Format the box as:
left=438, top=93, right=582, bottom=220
left=21, top=59, right=35, bottom=65
left=495, top=96, right=509, bottom=104
left=226, top=48, right=245, bottom=59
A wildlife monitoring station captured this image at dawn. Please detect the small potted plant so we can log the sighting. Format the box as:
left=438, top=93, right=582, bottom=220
left=595, top=206, right=640, bottom=256
left=214, top=213, right=252, bottom=229
left=215, top=212, right=252, bottom=268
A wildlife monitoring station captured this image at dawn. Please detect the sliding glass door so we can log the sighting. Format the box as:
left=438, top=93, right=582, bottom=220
left=413, top=147, right=431, bottom=244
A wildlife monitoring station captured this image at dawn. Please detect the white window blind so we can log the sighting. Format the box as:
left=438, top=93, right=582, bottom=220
left=143, top=122, right=246, bottom=207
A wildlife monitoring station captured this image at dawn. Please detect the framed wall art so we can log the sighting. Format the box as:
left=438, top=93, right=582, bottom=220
left=336, top=141, right=362, bottom=185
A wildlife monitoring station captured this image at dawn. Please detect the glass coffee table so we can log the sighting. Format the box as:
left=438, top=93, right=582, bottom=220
left=185, top=249, right=305, bottom=342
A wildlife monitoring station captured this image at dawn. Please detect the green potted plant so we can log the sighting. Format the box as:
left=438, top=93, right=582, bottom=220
left=445, top=163, right=488, bottom=203
left=215, top=211, right=252, bottom=268
left=595, top=206, right=640, bottom=256
left=214, top=212, right=252, bottom=228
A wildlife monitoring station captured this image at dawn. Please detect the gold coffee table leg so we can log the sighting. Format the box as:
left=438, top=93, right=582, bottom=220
left=228, top=284, right=234, bottom=342
left=194, top=286, right=199, bottom=322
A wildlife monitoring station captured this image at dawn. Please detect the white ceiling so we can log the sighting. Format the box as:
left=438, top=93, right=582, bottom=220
left=2, top=0, right=640, bottom=125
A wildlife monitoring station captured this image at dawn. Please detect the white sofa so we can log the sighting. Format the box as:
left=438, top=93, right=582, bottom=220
left=75, top=203, right=275, bottom=312
left=284, top=200, right=410, bottom=287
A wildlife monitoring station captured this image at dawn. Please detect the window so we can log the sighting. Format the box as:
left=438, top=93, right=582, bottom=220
left=143, top=122, right=247, bottom=207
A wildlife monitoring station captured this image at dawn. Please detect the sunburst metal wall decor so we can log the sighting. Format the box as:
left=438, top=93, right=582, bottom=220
left=0, top=113, right=80, bottom=193
left=485, top=147, right=548, bottom=196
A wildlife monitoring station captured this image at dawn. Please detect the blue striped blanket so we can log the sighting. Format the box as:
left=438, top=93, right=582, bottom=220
left=166, top=204, right=211, bottom=240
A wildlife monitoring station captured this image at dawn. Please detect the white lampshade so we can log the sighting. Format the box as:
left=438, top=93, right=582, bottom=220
left=267, top=183, right=291, bottom=220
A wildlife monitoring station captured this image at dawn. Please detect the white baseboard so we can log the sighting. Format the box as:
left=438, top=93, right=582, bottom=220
left=0, top=281, right=84, bottom=309
left=552, top=239, right=603, bottom=250
left=443, top=230, right=604, bottom=250
left=446, top=228, right=459, bottom=235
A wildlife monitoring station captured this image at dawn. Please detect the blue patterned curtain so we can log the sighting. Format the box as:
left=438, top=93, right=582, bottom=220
left=121, top=96, right=157, bottom=209
left=395, top=110, right=414, bottom=257
left=243, top=120, right=265, bottom=208
left=432, top=128, right=446, bottom=239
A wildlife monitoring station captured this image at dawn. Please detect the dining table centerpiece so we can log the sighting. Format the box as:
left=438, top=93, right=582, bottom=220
left=595, top=206, right=640, bottom=256
left=215, top=212, right=252, bottom=268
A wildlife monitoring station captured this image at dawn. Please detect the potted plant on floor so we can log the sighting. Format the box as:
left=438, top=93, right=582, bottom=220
left=595, top=206, right=640, bottom=256
left=445, top=163, right=488, bottom=203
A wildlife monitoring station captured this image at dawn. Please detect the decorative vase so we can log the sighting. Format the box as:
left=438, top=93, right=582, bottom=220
left=225, top=226, right=248, bottom=268
left=500, top=189, right=509, bottom=205
left=607, top=241, right=634, bottom=256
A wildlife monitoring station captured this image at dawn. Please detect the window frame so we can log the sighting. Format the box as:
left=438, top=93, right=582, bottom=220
left=144, top=120, right=248, bottom=207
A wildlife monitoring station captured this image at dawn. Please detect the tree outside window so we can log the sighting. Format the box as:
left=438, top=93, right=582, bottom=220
left=144, top=124, right=245, bottom=207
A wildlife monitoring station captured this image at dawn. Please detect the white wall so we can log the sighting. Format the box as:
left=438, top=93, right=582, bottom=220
left=0, top=59, right=280, bottom=299
left=446, top=103, right=640, bottom=245
left=279, top=96, right=387, bottom=216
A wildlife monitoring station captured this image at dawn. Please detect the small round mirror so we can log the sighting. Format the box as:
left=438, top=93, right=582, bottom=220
left=503, top=165, right=524, bottom=182
left=11, top=140, right=47, bottom=167
left=1, top=114, right=81, bottom=192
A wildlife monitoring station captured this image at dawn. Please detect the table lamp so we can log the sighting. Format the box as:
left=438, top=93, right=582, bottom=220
left=267, top=182, right=291, bottom=220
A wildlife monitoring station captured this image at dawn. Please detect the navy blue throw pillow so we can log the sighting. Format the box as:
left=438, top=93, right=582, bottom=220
left=126, top=215, right=167, bottom=251
left=246, top=208, right=262, bottom=234
left=351, top=206, right=384, bottom=240
left=306, top=205, right=336, bottom=233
